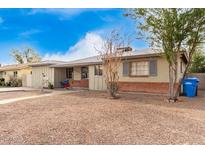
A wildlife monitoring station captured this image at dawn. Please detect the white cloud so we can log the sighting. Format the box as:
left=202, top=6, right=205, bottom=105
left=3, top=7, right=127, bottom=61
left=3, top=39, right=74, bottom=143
left=19, top=29, right=41, bottom=38
left=43, top=32, right=104, bottom=61
left=0, top=17, right=4, bottom=24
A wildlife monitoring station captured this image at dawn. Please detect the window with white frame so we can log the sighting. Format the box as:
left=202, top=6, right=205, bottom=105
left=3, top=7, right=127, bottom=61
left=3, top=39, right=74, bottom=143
left=130, top=61, right=149, bottom=76
left=94, top=65, right=103, bottom=76
left=81, top=67, right=89, bottom=79
left=66, top=67, right=73, bottom=79
left=13, top=71, right=18, bottom=78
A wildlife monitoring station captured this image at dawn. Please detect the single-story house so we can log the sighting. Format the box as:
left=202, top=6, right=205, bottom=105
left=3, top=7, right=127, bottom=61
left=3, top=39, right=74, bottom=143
left=29, top=48, right=188, bottom=94
left=0, top=63, right=32, bottom=87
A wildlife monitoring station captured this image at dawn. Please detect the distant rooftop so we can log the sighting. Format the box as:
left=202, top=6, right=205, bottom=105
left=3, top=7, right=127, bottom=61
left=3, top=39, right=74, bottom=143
left=0, top=63, right=30, bottom=71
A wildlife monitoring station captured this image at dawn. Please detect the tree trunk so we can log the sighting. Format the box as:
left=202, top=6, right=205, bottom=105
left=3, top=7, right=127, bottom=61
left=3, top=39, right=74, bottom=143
left=174, top=60, right=192, bottom=99
left=168, top=65, right=178, bottom=102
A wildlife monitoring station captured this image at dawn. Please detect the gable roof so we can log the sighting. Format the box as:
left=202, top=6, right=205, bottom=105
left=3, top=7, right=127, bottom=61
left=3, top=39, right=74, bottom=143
left=51, top=48, right=162, bottom=68
left=51, top=56, right=102, bottom=68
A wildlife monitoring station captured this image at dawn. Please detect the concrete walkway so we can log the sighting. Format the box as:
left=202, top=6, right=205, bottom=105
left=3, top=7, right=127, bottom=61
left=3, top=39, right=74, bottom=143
left=0, top=93, right=53, bottom=105
left=0, top=89, right=86, bottom=105
left=0, top=87, right=39, bottom=93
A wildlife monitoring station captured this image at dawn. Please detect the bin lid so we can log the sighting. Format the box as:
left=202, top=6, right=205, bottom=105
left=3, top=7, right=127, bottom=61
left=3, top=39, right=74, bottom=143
left=185, top=77, right=199, bottom=82
left=184, top=82, right=192, bottom=85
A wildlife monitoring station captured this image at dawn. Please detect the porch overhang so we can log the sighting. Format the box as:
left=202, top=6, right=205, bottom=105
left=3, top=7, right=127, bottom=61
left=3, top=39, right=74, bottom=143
left=50, top=62, right=102, bottom=68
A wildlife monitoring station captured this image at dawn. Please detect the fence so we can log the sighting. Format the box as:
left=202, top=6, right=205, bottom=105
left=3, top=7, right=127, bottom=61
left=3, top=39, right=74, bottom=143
left=186, top=73, right=205, bottom=90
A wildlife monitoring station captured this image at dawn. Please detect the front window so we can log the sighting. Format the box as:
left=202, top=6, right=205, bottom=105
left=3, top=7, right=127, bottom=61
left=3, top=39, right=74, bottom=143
left=130, top=61, right=149, bottom=76
left=81, top=67, right=88, bottom=79
left=66, top=68, right=73, bottom=79
left=13, top=71, right=18, bottom=78
left=95, top=65, right=103, bottom=76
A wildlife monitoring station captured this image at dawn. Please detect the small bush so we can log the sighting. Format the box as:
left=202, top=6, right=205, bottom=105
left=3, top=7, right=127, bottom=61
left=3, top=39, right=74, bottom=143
left=0, top=78, right=5, bottom=82
left=9, top=77, right=22, bottom=87
left=48, top=82, right=54, bottom=89
left=5, top=82, right=11, bottom=87
left=0, top=78, right=5, bottom=86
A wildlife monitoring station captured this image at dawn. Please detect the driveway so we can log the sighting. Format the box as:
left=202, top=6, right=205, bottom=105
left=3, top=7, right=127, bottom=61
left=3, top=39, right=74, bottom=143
left=0, top=91, right=205, bottom=144
left=0, top=87, right=40, bottom=92
left=0, top=88, right=82, bottom=104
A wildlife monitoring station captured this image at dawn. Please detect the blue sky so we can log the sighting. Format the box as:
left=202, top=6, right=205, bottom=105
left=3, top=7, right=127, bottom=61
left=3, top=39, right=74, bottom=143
left=0, top=8, right=148, bottom=64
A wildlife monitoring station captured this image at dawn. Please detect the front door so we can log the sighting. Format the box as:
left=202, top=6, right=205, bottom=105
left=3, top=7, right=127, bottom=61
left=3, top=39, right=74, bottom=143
left=93, top=65, right=107, bottom=91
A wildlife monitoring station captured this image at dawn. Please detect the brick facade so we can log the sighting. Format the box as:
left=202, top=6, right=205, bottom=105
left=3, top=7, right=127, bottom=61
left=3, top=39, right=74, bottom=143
left=118, top=82, right=170, bottom=94
left=70, top=79, right=89, bottom=88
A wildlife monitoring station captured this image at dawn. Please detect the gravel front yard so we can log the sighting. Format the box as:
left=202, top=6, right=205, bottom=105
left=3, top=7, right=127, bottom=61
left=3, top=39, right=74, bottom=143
left=0, top=90, right=205, bottom=144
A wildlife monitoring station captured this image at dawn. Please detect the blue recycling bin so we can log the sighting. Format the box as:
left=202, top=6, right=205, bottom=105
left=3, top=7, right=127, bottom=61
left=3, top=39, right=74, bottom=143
left=183, top=82, right=196, bottom=97
left=183, top=77, right=199, bottom=97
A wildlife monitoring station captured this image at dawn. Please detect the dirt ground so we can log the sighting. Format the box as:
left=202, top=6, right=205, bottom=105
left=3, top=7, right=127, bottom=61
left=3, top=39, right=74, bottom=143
left=0, top=90, right=205, bottom=144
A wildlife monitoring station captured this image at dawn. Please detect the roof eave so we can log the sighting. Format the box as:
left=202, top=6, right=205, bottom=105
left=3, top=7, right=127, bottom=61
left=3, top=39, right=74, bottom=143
left=122, top=53, right=162, bottom=60
left=29, top=63, right=57, bottom=67
left=51, top=61, right=102, bottom=68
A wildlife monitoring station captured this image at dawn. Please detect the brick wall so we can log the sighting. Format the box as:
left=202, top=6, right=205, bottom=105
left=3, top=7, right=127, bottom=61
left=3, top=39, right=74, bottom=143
left=118, top=82, right=170, bottom=94
left=70, top=79, right=89, bottom=88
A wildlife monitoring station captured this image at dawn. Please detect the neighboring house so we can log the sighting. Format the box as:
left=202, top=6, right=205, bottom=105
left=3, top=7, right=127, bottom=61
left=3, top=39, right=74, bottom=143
left=0, top=63, right=32, bottom=87
left=29, top=48, right=188, bottom=94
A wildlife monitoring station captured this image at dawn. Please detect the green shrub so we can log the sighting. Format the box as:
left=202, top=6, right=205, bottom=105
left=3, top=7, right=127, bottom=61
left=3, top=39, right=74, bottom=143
left=9, top=77, right=22, bottom=87
left=0, top=78, right=5, bottom=86
left=5, top=82, right=11, bottom=87
left=48, top=82, right=54, bottom=89
left=0, top=78, right=5, bottom=82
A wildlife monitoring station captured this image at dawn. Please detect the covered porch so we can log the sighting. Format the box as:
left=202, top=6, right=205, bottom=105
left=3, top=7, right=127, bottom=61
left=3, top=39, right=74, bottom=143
left=52, top=56, right=105, bottom=90
left=53, top=65, right=89, bottom=89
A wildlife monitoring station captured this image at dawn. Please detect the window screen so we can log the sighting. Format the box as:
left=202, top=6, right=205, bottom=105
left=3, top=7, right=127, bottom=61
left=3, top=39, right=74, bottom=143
left=130, top=61, right=149, bottom=76
left=95, top=65, right=103, bottom=76
left=81, top=67, right=88, bottom=79
left=66, top=68, right=73, bottom=79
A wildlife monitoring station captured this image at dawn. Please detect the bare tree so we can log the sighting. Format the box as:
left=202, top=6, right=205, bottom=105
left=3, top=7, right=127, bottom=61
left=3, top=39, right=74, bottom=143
left=95, top=30, right=132, bottom=98
left=11, top=48, right=41, bottom=64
